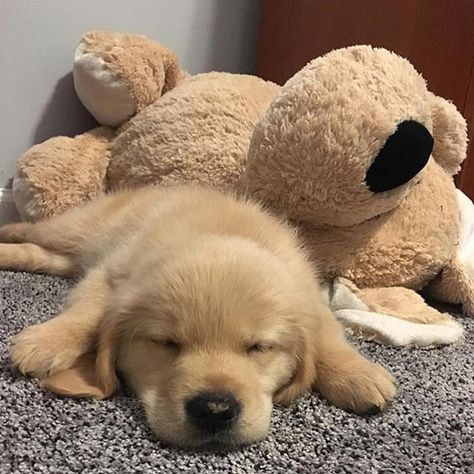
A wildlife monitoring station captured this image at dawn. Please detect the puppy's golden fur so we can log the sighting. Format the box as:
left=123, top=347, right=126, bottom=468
left=1, top=186, right=395, bottom=447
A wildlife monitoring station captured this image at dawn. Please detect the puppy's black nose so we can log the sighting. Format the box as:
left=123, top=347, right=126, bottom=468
left=186, top=392, right=241, bottom=432
left=365, top=120, right=433, bottom=193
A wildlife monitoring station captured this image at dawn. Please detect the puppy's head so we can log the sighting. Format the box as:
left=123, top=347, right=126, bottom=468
left=44, top=237, right=319, bottom=448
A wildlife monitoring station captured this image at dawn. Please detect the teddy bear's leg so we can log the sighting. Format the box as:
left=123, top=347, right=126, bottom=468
left=423, top=259, right=474, bottom=317
left=327, top=278, right=463, bottom=346
left=74, top=31, right=186, bottom=126
left=14, top=127, right=114, bottom=222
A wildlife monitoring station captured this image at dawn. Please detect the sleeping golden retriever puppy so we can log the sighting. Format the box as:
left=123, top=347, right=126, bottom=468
left=1, top=186, right=395, bottom=448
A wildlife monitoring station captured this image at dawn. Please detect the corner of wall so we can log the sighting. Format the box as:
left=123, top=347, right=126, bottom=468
left=0, top=188, right=21, bottom=225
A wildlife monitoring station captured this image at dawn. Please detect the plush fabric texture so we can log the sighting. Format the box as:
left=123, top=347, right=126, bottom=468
left=108, top=73, right=278, bottom=190
left=77, top=31, right=186, bottom=118
left=296, top=160, right=459, bottom=291
left=428, top=93, right=468, bottom=176
left=73, top=42, right=137, bottom=127
left=243, top=46, right=434, bottom=228
left=1, top=271, right=473, bottom=473
left=13, top=127, right=114, bottom=222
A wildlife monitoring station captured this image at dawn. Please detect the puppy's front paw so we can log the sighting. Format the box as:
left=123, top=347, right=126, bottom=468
left=318, top=356, right=396, bottom=415
left=10, top=323, right=83, bottom=378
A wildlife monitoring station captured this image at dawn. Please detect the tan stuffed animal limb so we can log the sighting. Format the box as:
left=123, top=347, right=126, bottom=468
left=14, top=31, right=187, bottom=221
left=14, top=127, right=113, bottom=220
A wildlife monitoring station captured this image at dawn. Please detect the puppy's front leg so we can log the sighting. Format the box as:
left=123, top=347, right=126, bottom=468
left=0, top=222, right=75, bottom=275
left=10, top=266, right=110, bottom=377
left=0, top=243, right=74, bottom=275
left=314, top=307, right=396, bottom=414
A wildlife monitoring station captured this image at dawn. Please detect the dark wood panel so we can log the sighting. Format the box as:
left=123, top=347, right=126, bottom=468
left=457, top=62, right=474, bottom=195
left=257, top=0, right=474, bottom=196
left=258, top=0, right=473, bottom=107
left=258, top=0, right=416, bottom=84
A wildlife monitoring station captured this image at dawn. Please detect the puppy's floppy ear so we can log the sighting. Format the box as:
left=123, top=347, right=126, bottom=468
left=273, top=327, right=316, bottom=406
left=40, top=313, right=120, bottom=399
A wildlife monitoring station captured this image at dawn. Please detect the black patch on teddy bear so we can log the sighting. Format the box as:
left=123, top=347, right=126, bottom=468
left=365, top=120, right=433, bottom=193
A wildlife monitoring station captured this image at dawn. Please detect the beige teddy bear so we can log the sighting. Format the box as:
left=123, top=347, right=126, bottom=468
left=13, top=32, right=472, bottom=347
left=242, top=47, right=471, bottom=346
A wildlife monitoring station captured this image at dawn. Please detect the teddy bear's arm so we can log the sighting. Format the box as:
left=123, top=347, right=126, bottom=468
left=13, top=127, right=114, bottom=222
left=328, top=278, right=463, bottom=346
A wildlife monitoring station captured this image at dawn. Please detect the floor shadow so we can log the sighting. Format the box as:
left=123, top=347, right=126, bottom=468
left=32, top=72, right=98, bottom=145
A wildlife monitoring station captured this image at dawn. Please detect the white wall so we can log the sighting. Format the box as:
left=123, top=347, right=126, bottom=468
left=0, top=0, right=261, bottom=186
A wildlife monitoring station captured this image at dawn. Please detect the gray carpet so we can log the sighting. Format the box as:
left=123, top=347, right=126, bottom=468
left=1, top=271, right=473, bottom=474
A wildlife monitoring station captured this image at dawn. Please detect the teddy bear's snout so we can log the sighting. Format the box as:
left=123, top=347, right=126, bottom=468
left=365, top=120, right=433, bottom=193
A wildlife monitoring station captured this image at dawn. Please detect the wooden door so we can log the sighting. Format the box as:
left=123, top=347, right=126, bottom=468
left=257, top=0, right=474, bottom=197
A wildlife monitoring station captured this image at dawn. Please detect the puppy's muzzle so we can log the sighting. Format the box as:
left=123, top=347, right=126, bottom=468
left=185, top=392, right=241, bottom=433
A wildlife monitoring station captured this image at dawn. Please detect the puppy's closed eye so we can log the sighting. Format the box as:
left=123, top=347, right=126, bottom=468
left=246, top=342, right=273, bottom=355
left=151, top=338, right=182, bottom=353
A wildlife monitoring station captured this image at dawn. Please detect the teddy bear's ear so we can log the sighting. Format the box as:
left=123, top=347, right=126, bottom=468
left=428, top=92, right=468, bottom=176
